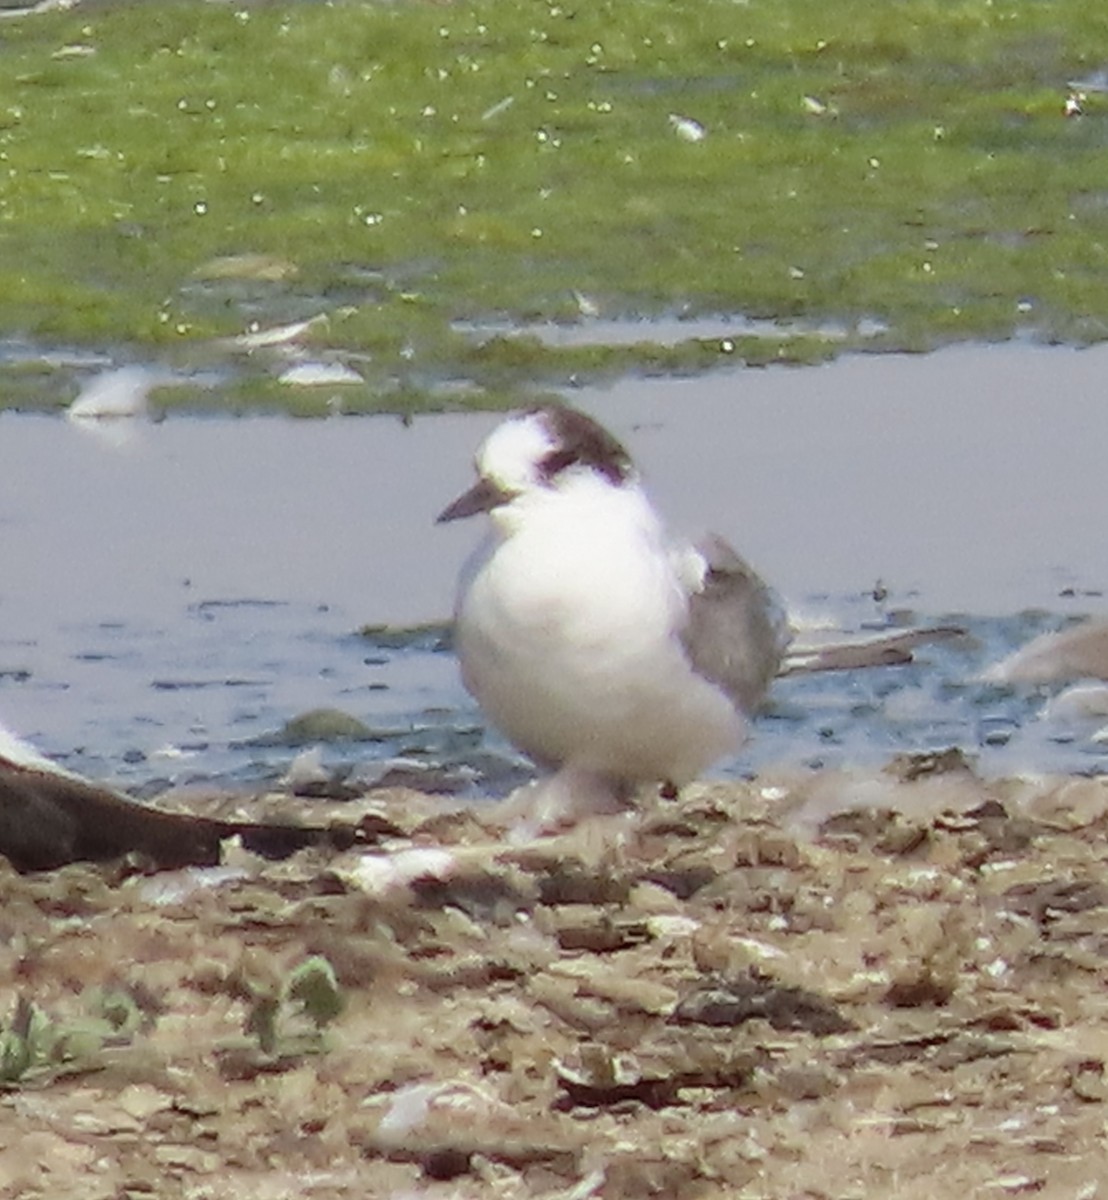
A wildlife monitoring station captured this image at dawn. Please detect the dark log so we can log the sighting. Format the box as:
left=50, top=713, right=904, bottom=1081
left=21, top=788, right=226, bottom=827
left=0, top=757, right=351, bottom=873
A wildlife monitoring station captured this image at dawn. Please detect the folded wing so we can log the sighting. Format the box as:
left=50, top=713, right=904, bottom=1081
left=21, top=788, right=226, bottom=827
left=679, top=534, right=792, bottom=715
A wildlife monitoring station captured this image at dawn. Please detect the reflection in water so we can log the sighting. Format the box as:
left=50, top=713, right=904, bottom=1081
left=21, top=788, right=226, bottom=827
left=2, top=341, right=1108, bottom=791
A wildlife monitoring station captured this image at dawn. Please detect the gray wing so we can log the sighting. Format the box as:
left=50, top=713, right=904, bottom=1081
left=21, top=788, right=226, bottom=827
left=678, top=533, right=791, bottom=715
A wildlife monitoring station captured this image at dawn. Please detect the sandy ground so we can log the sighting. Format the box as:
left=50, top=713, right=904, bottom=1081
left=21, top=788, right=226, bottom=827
left=3, top=759, right=1108, bottom=1199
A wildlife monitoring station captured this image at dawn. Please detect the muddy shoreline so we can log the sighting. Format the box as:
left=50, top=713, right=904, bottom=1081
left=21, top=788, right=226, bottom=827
left=2, top=763, right=1107, bottom=1197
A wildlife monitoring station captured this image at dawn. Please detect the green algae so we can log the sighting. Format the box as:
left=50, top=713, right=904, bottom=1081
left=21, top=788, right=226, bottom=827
left=1, top=0, right=1108, bottom=411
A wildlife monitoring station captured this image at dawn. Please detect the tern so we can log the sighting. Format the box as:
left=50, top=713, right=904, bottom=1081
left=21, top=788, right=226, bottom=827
left=438, top=404, right=790, bottom=825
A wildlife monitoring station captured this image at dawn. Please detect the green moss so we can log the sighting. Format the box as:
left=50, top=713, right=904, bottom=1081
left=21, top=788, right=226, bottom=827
left=1, top=0, right=1107, bottom=411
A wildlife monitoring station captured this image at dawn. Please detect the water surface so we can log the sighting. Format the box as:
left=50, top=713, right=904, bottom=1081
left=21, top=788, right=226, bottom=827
left=4, top=342, right=1108, bottom=792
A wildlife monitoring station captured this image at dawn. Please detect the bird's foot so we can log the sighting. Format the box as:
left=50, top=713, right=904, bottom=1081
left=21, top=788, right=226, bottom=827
left=497, top=767, right=634, bottom=841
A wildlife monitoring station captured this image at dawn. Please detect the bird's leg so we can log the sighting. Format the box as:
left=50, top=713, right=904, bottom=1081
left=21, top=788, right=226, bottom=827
left=500, top=765, right=634, bottom=839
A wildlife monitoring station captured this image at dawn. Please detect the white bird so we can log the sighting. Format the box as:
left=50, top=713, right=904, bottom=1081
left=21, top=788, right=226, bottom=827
left=438, top=404, right=790, bottom=826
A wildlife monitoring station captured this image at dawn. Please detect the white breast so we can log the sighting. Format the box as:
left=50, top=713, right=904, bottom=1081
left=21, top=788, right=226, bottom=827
left=453, top=476, right=743, bottom=783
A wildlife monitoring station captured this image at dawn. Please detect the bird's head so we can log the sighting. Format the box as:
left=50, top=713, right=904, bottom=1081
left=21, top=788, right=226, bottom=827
left=437, top=405, right=636, bottom=525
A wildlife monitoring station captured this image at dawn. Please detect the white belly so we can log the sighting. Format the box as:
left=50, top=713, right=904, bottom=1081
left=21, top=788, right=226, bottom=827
left=454, top=518, right=743, bottom=785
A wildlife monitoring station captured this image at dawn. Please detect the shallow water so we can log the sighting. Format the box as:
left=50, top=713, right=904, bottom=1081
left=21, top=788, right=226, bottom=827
left=5, top=341, right=1108, bottom=793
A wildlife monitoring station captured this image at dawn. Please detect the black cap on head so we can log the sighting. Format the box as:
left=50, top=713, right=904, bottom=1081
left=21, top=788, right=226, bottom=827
left=532, top=405, right=634, bottom=487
